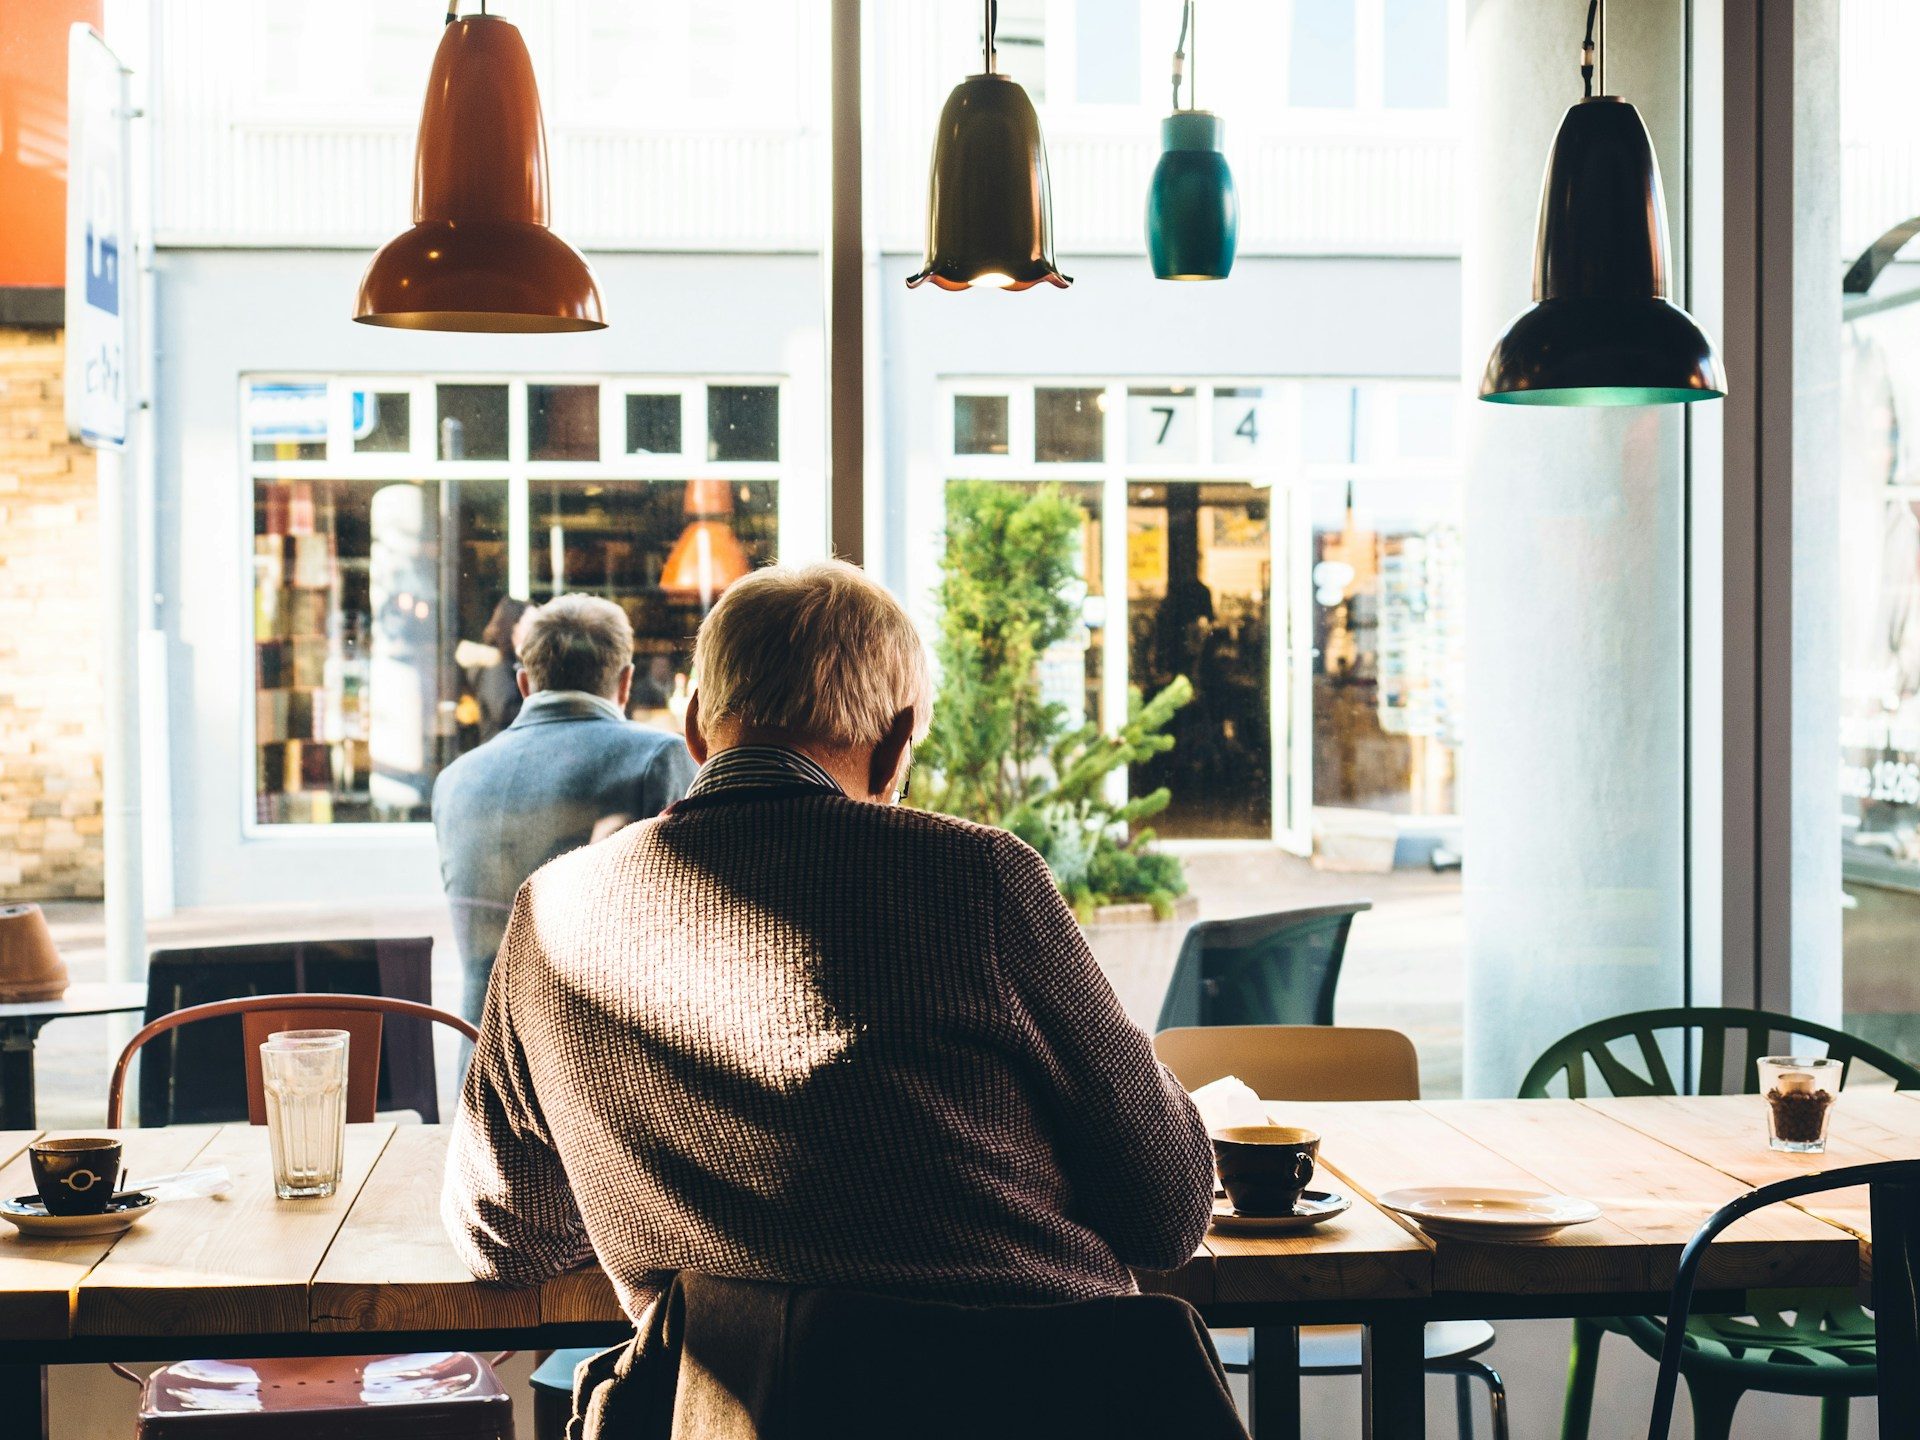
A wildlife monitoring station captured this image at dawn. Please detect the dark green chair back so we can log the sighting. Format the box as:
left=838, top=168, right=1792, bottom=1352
left=1518, top=1006, right=1920, bottom=1100
left=1154, top=901, right=1370, bottom=1033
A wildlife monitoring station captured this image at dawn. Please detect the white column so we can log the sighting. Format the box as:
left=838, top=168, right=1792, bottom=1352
left=1460, top=0, right=1691, bottom=1097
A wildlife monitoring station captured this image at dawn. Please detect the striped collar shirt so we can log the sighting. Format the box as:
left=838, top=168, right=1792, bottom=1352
left=686, top=744, right=844, bottom=800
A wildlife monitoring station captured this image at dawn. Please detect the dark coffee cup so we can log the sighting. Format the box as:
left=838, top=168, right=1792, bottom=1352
left=1212, top=1125, right=1319, bottom=1217
left=30, top=1136, right=122, bottom=1216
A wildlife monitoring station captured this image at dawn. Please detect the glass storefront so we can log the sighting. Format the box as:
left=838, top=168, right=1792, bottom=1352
left=936, top=377, right=1460, bottom=847
left=245, top=376, right=784, bottom=826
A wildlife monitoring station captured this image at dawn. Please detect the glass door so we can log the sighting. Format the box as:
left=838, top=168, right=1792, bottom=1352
left=1125, top=480, right=1276, bottom=839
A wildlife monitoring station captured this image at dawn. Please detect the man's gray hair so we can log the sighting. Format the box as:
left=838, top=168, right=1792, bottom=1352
left=517, top=594, right=634, bottom=697
left=693, top=562, right=932, bottom=750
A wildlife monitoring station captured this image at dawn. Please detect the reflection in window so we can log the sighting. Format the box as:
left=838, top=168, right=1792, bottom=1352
left=626, top=394, right=683, bottom=456
left=1036, top=387, right=1106, bottom=463
left=249, top=381, right=328, bottom=462
left=1384, top=0, right=1450, bottom=109
left=252, top=478, right=508, bottom=824
left=528, top=385, right=600, bottom=461
left=954, top=395, right=1010, bottom=455
left=436, top=384, right=509, bottom=461
left=707, top=385, right=780, bottom=462
left=1127, top=482, right=1272, bottom=838
left=1289, top=0, right=1356, bottom=108
left=352, top=391, right=411, bottom=454
left=531, top=480, right=779, bottom=727
left=1311, top=481, right=1462, bottom=816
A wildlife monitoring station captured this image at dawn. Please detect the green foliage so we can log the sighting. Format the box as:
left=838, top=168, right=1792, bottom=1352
left=920, top=481, right=1192, bottom=917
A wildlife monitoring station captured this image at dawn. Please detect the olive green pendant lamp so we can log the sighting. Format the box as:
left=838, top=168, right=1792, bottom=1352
left=907, top=0, right=1070, bottom=291
left=356, top=2, right=605, bottom=333
left=1479, top=0, right=1723, bottom=405
left=1146, top=1, right=1237, bottom=281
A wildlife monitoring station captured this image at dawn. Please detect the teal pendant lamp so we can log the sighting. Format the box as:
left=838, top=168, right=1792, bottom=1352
left=1479, top=0, right=1724, bottom=406
left=1147, top=1, right=1236, bottom=281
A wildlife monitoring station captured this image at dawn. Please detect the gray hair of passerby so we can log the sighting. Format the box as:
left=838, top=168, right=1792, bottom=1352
left=692, top=561, right=932, bottom=750
left=516, top=594, right=634, bottom=698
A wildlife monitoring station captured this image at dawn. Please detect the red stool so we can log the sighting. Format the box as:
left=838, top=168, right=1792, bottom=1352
left=135, top=1353, right=513, bottom=1439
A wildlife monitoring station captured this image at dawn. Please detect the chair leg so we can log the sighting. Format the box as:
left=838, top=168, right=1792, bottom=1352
left=1441, top=1358, right=1508, bottom=1440
left=1819, top=1393, right=1851, bottom=1440
left=1454, top=1372, right=1475, bottom=1440
left=1559, top=1316, right=1604, bottom=1440
left=1687, top=1377, right=1744, bottom=1440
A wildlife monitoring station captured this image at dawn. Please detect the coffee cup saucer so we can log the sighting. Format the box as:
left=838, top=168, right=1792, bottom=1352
left=1209, top=1189, right=1352, bottom=1235
left=0, top=1191, right=155, bottom=1239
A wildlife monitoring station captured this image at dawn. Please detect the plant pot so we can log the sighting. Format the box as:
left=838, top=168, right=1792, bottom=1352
left=1078, top=894, right=1200, bottom=1031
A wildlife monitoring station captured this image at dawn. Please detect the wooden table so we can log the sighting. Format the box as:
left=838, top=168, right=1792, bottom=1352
left=4, top=1098, right=1918, bottom=1440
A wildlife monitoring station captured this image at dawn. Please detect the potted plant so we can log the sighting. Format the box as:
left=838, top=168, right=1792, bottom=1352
left=917, top=481, right=1198, bottom=1026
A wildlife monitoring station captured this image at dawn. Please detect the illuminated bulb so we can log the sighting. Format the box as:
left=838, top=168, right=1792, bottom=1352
left=969, top=272, right=1015, bottom=289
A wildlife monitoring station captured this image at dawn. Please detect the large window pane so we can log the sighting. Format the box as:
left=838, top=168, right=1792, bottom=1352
left=528, top=384, right=600, bottom=462
left=530, top=479, right=779, bottom=725
left=436, top=384, right=509, bottom=461
left=252, top=477, right=508, bottom=824
left=707, top=385, right=780, bottom=462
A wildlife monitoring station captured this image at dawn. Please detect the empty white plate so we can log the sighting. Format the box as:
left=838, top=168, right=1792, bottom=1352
left=1377, top=1186, right=1601, bottom=1243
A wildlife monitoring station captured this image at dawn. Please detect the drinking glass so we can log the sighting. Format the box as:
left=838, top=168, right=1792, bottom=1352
left=260, top=1029, right=349, bottom=1198
left=1758, top=1055, right=1842, bottom=1153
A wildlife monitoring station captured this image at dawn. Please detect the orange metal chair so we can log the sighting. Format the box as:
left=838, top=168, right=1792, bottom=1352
left=106, top=992, right=516, bottom=1440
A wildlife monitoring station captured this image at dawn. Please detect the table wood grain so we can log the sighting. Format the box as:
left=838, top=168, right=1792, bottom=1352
left=1587, top=1092, right=1920, bottom=1262
left=4, top=1099, right=1900, bottom=1348
left=1276, top=1100, right=1654, bottom=1296
left=312, top=1124, right=541, bottom=1334
left=74, top=1123, right=394, bottom=1337
left=0, top=1126, right=218, bottom=1340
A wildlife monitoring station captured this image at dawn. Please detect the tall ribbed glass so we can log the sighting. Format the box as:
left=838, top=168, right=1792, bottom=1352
left=260, top=1029, right=349, bottom=1199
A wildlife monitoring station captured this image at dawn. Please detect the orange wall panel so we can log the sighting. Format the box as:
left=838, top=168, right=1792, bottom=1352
left=1, top=1, right=108, bottom=288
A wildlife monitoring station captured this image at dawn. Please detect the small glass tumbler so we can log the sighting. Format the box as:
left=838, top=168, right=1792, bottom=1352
left=260, top=1029, right=349, bottom=1198
left=1758, top=1055, right=1842, bottom=1153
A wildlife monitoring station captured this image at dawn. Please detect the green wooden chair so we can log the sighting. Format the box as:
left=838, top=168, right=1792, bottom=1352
left=1518, top=1006, right=1920, bottom=1440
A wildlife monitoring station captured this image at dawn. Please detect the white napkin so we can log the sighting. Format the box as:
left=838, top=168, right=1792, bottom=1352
left=1189, top=1075, right=1268, bottom=1135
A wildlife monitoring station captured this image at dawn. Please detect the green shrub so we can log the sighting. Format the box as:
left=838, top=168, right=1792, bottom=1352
left=919, top=481, right=1191, bottom=916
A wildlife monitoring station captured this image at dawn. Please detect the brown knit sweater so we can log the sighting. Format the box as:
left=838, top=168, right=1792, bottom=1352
left=441, top=785, right=1214, bottom=1315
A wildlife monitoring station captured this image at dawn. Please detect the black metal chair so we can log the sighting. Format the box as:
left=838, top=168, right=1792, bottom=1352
left=1646, top=1160, right=1920, bottom=1440
left=1155, top=902, right=1371, bottom=1032
left=141, top=937, right=442, bottom=1124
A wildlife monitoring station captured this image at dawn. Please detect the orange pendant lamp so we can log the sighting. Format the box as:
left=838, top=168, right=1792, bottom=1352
left=355, top=5, right=605, bottom=333
left=660, top=479, right=751, bottom=610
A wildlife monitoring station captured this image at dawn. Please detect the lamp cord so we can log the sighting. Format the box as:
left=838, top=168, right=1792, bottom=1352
left=1580, top=0, right=1599, bottom=97
left=984, top=0, right=997, bottom=74
left=1171, top=0, right=1195, bottom=111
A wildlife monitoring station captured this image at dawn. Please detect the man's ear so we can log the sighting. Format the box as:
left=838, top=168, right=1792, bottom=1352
left=868, top=707, right=916, bottom=802
left=684, top=691, right=709, bottom=764
left=516, top=669, right=533, bottom=699
left=614, top=664, right=634, bottom=710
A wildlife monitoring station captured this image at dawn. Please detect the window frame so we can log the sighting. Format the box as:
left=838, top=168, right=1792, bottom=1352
left=238, top=372, right=790, bottom=839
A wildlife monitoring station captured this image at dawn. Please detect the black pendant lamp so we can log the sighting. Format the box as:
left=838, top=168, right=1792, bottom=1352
left=907, top=0, right=1070, bottom=291
left=1479, top=0, right=1723, bottom=406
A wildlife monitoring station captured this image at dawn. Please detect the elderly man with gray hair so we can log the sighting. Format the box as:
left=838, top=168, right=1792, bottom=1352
left=432, top=592, right=696, bottom=1026
left=443, top=561, right=1212, bottom=1314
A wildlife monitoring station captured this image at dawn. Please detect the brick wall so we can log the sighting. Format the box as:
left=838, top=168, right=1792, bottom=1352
left=0, top=326, right=104, bottom=899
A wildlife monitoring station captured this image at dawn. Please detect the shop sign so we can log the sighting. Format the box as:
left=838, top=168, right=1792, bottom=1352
left=64, top=24, right=131, bottom=449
